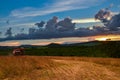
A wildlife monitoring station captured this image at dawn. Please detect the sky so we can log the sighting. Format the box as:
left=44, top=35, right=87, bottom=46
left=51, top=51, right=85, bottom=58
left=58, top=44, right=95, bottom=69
left=0, top=0, right=120, bottom=46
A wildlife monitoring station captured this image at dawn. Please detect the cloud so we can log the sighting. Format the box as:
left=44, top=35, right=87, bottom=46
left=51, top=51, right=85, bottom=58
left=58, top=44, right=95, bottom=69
left=95, top=7, right=120, bottom=30
left=106, top=13, right=120, bottom=30
left=72, top=18, right=100, bottom=23
left=13, top=22, right=35, bottom=27
left=45, top=16, right=58, bottom=31
left=0, top=41, right=20, bottom=46
left=0, top=37, right=92, bottom=46
left=35, top=21, right=45, bottom=28
left=0, top=34, right=120, bottom=46
left=5, top=27, right=12, bottom=37
left=32, top=41, right=64, bottom=46
left=112, top=12, right=120, bottom=15
left=10, top=0, right=105, bottom=18
left=0, top=16, right=120, bottom=42
left=56, top=17, right=75, bottom=31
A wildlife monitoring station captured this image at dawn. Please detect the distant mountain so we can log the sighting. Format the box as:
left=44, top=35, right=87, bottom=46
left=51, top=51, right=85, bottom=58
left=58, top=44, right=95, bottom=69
left=0, top=40, right=120, bottom=48
left=46, top=40, right=106, bottom=47
left=47, top=43, right=61, bottom=47
left=61, top=41, right=100, bottom=46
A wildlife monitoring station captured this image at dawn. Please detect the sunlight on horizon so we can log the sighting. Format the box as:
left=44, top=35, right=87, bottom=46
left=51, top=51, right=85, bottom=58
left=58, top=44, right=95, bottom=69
left=0, top=35, right=120, bottom=46
left=94, top=35, right=120, bottom=41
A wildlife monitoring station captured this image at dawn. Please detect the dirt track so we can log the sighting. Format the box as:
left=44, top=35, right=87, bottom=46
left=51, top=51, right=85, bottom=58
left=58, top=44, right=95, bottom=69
left=34, top=59, right=119, bottom=80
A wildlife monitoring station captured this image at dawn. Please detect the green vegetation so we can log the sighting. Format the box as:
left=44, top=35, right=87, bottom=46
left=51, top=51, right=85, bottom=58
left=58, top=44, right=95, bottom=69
left=0, top=41, right=120, bottom=58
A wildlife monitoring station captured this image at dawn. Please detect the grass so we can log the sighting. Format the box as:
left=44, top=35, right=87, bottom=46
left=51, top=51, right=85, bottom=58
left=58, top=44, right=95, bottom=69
left=0, top=56, right=60, bottom=80
left=0, top=56, right=120, bottom=80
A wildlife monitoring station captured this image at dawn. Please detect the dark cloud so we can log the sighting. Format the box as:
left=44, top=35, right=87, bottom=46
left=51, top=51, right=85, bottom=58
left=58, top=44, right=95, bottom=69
left=106, top=14, right=120, bottom=30
left=1, top=11, right=120, bottom=42
left=95, top=8, right=111, bottom=21
left=28, top=27, right=36, bottom=34
left=35, top=21, right=45, bottom=28
left=56, top=17, right=75, bottom=31
left=95, top=8, right=112, bottom=25
left=95, top=7, right=120, bottom=31
left=5, top=27, right=12, bottom=37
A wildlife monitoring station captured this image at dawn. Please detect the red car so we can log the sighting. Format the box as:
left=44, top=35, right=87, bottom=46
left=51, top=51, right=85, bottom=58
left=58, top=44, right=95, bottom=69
left=12, top=47, right=24, bottom=56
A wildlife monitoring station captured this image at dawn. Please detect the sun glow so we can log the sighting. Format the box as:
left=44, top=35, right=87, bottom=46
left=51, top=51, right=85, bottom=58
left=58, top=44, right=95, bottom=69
left=72, top=18, right=100, bottom=23
left=94, top=35, right=120, bottom=41
left=95, top=38, right=108, bottom=41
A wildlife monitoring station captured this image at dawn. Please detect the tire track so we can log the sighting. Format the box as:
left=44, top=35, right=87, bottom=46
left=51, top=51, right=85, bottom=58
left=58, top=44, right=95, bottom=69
left=50, top=59, right=119, bottom=80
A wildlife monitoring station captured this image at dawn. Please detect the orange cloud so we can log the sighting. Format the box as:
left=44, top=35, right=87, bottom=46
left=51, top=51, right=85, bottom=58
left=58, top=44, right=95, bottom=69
left=32, top=41, right=64, bottom=46
left=32, top=42, right=51, bottom=46
left=0, top=41, right=20, bottom=46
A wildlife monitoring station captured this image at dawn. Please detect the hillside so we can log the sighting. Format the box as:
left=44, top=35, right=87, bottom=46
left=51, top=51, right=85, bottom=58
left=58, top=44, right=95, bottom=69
left=0, top=41, right=120, bottom=58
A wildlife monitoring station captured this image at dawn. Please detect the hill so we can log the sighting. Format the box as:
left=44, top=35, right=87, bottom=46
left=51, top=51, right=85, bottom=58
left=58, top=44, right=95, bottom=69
left=0, top=41, right=120, bottom=58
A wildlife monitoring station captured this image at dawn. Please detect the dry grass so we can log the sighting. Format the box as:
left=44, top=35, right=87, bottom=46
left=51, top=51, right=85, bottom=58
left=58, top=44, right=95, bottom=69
left=0, top=56, right=120, bottom=80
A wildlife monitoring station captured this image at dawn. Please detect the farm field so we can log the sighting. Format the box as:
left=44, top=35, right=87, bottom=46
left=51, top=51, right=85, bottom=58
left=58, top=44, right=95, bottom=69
left=0, top=56, right=120, bottom=80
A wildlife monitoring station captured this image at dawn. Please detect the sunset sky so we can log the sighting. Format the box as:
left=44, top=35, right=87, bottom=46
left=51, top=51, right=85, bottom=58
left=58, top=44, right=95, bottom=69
left=0, top=0, right=120, bottom=46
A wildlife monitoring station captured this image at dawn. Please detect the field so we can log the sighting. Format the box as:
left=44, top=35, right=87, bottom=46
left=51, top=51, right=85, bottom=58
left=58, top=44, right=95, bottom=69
left=0, top=41, right=120, bottom=80
left=0, top=56, right=120, bottom=80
